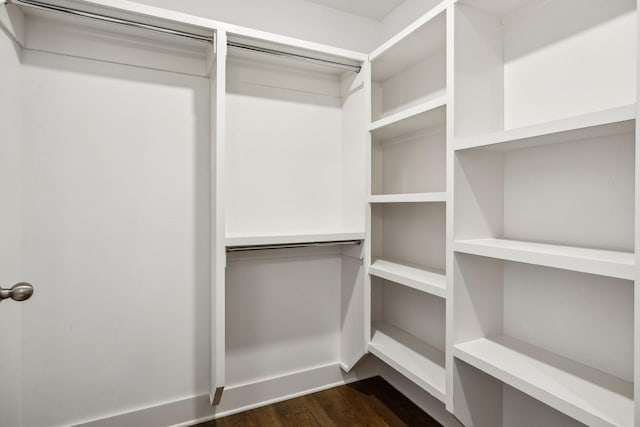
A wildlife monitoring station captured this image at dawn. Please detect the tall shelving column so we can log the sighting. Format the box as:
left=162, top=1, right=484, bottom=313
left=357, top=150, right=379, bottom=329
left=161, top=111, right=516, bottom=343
left=211, top=28, right=227, bottom=406
left=365, top=0, right=454, bottom=404
left=449, top=1, right=637, bottom=426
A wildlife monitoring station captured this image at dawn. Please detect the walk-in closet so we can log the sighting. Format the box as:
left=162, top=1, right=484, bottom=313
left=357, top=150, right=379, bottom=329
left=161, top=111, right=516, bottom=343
left=0, top=0, right=637, bottom=426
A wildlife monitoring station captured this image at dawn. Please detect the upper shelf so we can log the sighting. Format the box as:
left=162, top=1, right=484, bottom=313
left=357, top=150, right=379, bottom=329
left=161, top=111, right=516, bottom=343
left=225, top=232, right=365, bottom=248
left=369, top=95, right=446, bottom=141
left=454, top=238, right=634, bottom=280
left=454, top=104, right=635, bottom=151
left=454, top=335, right=633, bottom=427
left=227, top=33, right=365, bottom=76
left=370, top=1, right=448, bottom=82
left=4, top=0, right=217, bottom=75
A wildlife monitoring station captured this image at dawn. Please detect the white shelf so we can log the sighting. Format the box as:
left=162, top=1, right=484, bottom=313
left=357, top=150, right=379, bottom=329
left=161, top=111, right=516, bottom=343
left=454, top=104, right=635, bottom=151
left=369, top=321, right=446, bottom=402
left=370, top=1, right=449, bottom=81
left=454, top=336, right=633, bottom=427
left=369, top=95, right=447, bottom=141
left=225, top=231, right=365, bottom=247
left=370, top=259, right=446, bottom=298
left=369, top=192, right=446, bottom=204
left=454, top=238, right=634, bottom=280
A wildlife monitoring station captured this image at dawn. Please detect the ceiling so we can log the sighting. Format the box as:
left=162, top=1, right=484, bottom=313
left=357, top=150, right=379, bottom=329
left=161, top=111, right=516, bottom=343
left=304, top=0, right=405, bottom=20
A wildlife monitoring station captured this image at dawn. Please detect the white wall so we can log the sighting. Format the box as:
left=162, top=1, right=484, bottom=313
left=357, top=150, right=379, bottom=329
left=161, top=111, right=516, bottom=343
left=132, top=0, right=380, bottom=52
left=225, top=250, right=341, bottom=386
left=0, top=26, right=24, bottom=427
left=19, top=50, right=210, bottom=427
left=379, top=0, right=442, bottom=44
left=503, top=0, right=636, bottom=128
left=131, top=0, right=450, bottom=53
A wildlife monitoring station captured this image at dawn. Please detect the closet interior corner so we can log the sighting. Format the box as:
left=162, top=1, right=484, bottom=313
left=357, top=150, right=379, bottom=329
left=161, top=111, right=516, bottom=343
left=2, top=0, right=638, bottom=425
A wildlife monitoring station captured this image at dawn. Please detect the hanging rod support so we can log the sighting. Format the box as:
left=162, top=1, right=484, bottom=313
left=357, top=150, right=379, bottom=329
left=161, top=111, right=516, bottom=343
left=228, top=41, right=362, bottom=73
left=6, top=0, right=214, bottom=43
left=227, top=240, right=361, bottom=253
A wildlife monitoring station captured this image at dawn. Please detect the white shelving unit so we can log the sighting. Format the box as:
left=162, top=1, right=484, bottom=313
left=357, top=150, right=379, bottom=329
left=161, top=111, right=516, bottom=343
left=370, top=28, right=447, bottom=198
left=370, top=259, right=446, bottom=298
left=370, top=321, right=446, bottom=402
left=454, top=238, right=634, bottom=281
left=450, top=0, right=638, bottom=425
left=220, top=32, right=370, bottom=397
left=454, top=335, right=633, bottom=427
left=370, top=1, right=448, bottom=121
left=365, top=0, right=453, bottom=404
left=2, top=0, right=637, bottom=424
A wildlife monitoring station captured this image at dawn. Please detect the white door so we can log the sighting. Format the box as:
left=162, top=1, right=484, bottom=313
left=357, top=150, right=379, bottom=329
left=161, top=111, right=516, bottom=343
left=0, top=12, right=32, bottom=426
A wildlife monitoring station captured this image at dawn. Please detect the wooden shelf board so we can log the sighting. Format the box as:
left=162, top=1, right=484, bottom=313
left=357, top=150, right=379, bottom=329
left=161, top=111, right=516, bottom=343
left=453, top=238, right=634, bottom=280
left=225, top=231, right=365, bottom=247
left=370, top=259, right=446, bottom=298
left=454, top=335, right=633, bottom=427
left=369, top=95, right=447, bottom=141
left=454, top=104, right=635, bottom=151
left=369, top=192, right=447, bottom=204
left=369, top=321, right=446, bottom=402
left=370, top=1, right=450, bottom=81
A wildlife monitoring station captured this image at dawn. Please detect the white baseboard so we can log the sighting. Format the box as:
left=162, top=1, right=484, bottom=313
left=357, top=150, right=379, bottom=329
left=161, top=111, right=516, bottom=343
left=75, top=359, right=379, bottom=427
left=184, top=358, right=380, bottom=426
left=379, top=363, right=464, bottom=427
left=75, top=357, right=465, bottom=427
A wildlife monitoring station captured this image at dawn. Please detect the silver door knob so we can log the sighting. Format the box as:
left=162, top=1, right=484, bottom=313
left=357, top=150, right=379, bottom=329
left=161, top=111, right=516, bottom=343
left=0, top=282, right=34, bottom=302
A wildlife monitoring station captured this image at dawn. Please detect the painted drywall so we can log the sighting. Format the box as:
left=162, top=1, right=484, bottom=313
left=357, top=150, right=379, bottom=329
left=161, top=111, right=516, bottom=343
left=132, top=0, right=380, bottom=52
left=0, top=26, right=24, bottom=427
left=379, top=0, right=442, bottom=44
left=19, top=49, right=211, bottom=426
left=130, top=0, right=448, bottom=53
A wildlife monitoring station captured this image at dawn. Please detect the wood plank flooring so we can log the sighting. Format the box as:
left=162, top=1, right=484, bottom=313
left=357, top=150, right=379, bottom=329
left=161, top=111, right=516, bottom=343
left=197, top=376, right=442, bottom=427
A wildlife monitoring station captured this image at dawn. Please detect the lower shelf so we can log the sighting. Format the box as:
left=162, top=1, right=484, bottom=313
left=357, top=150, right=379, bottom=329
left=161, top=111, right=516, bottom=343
left=453, top=335, right=633, bottom=427
left=369, top=321, right=446, bottom=402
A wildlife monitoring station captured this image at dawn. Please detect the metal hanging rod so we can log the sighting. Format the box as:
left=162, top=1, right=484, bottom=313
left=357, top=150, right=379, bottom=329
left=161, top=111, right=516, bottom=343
left=227, top=239, right=362, bottom=253
left=228, top=41, right=362, bottom=73
left=5, top=0, right=361, bottom=72
left=6, top=0, right=214, bottom=43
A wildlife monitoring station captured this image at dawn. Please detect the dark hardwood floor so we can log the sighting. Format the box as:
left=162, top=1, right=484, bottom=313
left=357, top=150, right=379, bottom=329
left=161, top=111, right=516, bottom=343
left=197, top=376, right=442, bottom=427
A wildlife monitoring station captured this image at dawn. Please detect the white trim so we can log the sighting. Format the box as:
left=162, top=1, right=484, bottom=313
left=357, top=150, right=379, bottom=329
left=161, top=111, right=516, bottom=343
left=176, top=361, right=379, bottom=425
left=73, top=362, right=379, bottom=427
